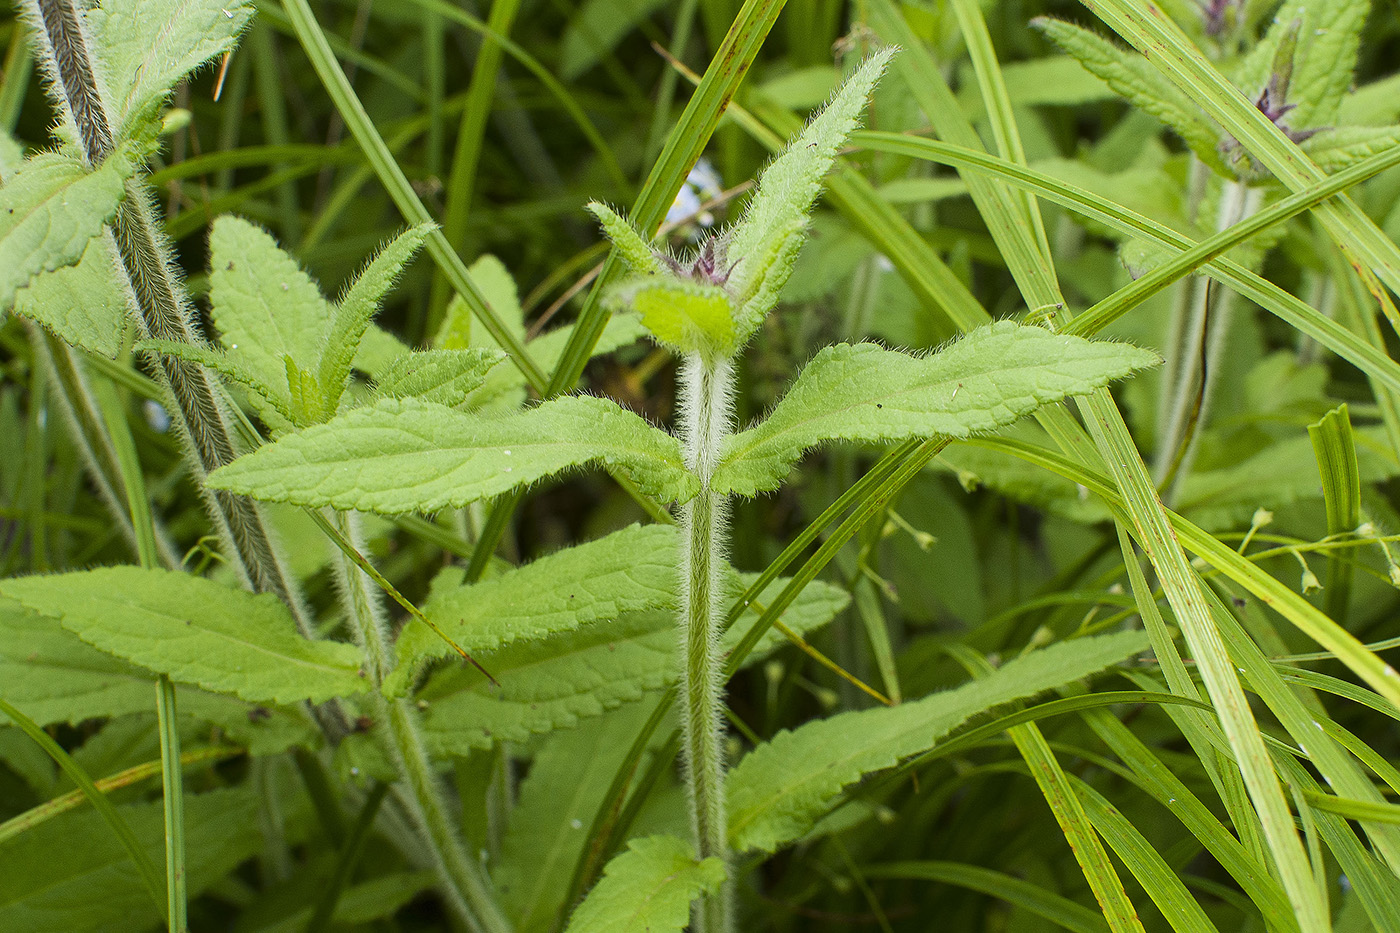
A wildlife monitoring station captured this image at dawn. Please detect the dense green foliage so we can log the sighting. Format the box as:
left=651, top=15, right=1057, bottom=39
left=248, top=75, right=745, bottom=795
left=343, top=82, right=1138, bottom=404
left=2, top=0, right=1400, bottom=931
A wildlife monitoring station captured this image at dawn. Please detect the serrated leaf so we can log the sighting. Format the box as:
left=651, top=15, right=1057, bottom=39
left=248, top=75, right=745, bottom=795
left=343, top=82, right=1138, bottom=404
left=418, top=576, right=848, bottom=752
left=587, top=202, right=663, bottom=275
left=1303, top=126, right=1400, bottom=174
left=625, top=278, right=736, bottom=356
left=0, top=600, right=316, bottom=755
left=726, top=630, right=1150, bottom=853
left=714, top=321, right=1159, bottom=496
left=562, top=834, right=725, bottom=933
left=0, top=597, right=156, bottom=727
left=726, top=50, right=894, bottom=339
left=321, top=223, right=433, bottom=413
left=0, top=568, right=368, bottom=705
left=496, top=701, right=661, bottom=932
left=11, top=234, right=130, bottom=358
left=206, top=395, right=698, bottom=513
left=1034, top=19, right=1227, bottom=175
left=0, top=787, right=263, bottom=933
left=434, top=254, right=525, bottom=351
left=1, top=151, right=133, bottom=312
left=208, top=215, right=331, bottom=401
left=372, top=347, right=506, bottom=407
left=393, top=524, right=678, bottom=686
left=87, top=0, right=255, bottom=137
left=1235, top=0, right=1367, bottom=131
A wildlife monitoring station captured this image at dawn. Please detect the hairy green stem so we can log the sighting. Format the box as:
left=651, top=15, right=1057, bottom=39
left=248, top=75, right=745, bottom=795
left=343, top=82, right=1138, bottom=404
left=26, top=0, right=322, bottom=635
left=329, top=511, right=510, bottom=933
left=1154, top=176, right=1259, bottom=492
left=677, top=352, right=734, bottom=933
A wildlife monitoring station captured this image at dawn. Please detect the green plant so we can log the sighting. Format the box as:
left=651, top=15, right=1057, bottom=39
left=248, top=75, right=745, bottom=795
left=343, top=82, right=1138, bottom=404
left=3, top=0, right=1400, bottom=932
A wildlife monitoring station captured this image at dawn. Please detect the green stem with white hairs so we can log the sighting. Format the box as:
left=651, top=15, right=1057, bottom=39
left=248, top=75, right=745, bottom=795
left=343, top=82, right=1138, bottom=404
left=326, top=511, right=511, bottom=933
left=677, top=351, right=736, bottom=933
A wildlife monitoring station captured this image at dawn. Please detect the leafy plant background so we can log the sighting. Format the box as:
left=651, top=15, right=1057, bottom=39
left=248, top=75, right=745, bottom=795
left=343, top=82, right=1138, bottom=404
left=2, top=0, right=1400, bottom=932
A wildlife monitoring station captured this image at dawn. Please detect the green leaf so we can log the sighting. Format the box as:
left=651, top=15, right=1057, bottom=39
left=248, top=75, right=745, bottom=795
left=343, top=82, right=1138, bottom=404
left=1176, top=425, right=1397, bottom=530
left=0, top=568, right=368, bottom=705
left=1033, top=18, right=1226, bottom=174
left=206, top=395, right=699, bottom=513
left=87, top=0, right=255, bottom=136
left=11, top=236, right=130, bottom=358
left=561, top=834, right=725, bottom=933
left=371, top=347, right=506, bottom=407
left=208, top=215, right=332, bottom=403
left=1235, top=0, right=1367, bottom=131
left=1, top=151, right=132, bottom=313
left=714, top=321, right=1159, bottom=496
left=433, top=253, right=526, bottom=351
left=320, top=223, right=433, bottom=414
left=394, top=524, right=678, bottom=682
left=253, top=872, right=436, bottom=933
left=586, top=202, right=663, bottom=275
left=726, top=630, right=1150, bottom=854
left=1304, top=126, right=1400, bottom=174
left=623, top=278, right=736, bottom=357
left=0, top=129, right=21, bottom=177
left=558, top=0, right=670, bottom=80
left=0, top=601, right=317, bottom=755
left=418, top=576, right=849, bottom=751
left=496, top=701, right=661, bottom=932
left=0, top=597, right=156, bottom=727
left=726, top=49, right=895, bottom=340
left=0, top=787, right=264, bottom=933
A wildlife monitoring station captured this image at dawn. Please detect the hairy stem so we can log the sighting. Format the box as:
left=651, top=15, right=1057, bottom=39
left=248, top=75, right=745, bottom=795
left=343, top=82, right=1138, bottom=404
left=676, top=352, right=734, bottom=933
left=27, top=0, right=347, bottom=741
left=330, top=511, right=511, bottom=933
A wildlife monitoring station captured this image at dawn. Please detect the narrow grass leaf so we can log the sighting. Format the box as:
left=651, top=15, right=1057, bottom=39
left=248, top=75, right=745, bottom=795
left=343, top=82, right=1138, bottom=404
left=715, top=322, right=1158, bottom=496
left=0, top=568, right=368, bottom=704
left=726, top=630, right=1148, bottom=853
left=207, top=395, right=697, bottom=513
left=561, top=834, right=725, bottom=933
left=867, top=862, right=1110, bottom=933
left=1308, top=405, right=1362, bottom=618
left=1075, top=781, right=1221, bottom=933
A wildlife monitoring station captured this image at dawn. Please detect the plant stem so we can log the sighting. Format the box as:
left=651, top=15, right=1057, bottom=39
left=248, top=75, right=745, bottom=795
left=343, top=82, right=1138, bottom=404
left=329, top=511, right=511, bottom=933
left=27, top=0, right=349, bottom=743
left=154, top=675, right=186, bottom=933
left=676, top=352, right=735, bottom=933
